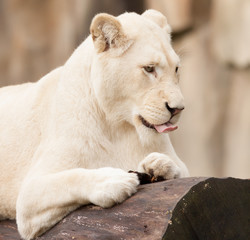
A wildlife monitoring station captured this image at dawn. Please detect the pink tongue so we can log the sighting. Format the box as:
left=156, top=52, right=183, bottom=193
left=154, top=122, right=178, bottom=133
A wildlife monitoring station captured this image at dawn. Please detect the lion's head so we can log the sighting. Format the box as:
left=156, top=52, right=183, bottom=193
left=90, top=10, right=184, bottom=143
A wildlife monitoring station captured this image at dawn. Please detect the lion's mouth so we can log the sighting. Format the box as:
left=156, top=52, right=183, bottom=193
left=139, top=115, right=178, bottom=133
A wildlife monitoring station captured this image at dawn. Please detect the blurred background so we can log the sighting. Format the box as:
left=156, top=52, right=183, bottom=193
left=0, top=0, right=249, bottom=178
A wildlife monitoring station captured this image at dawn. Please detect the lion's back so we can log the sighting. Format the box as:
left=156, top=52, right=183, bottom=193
left=0, top=68, right=62, bottom=219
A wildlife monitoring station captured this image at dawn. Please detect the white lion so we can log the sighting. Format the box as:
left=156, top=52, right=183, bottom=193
left=0, top=10, right=189, bottom=239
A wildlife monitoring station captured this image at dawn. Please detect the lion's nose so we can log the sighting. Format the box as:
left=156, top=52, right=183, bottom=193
left=165, top=102, right=184, bottom=116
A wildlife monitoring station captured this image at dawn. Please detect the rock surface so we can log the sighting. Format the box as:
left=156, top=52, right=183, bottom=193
left=1, top=177, right=249, bottom=240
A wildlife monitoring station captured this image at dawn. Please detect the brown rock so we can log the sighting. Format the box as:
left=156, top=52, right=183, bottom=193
left=1, top=177, right=249, bottom=240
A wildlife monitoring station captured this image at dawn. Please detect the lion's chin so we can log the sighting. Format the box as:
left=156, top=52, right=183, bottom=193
left=139, top=115, right=178, bottom=133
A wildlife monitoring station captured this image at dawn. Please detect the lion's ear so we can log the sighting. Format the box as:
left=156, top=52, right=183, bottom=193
left=142, top=9, right=171, bottom=35
left=90, top=13, right=130, bottom=53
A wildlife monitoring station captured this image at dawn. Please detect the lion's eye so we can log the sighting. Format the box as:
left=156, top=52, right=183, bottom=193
left=175, top=66, right=179, bottom=74
left=144, top=66, right=155, bottom=73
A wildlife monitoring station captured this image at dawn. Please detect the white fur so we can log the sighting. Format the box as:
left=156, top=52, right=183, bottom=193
left=0, top=10, right=189, bottom=239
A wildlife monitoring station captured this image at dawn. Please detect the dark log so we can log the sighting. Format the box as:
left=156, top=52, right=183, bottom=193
left=0, top=177, right=249, bottom=240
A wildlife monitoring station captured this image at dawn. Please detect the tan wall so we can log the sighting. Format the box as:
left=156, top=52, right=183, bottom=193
left=0, top=0, right=249, bottom=178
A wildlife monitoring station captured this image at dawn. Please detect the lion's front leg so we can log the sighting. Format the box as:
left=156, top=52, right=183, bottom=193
left=16, top=168, right=139, bottom=240
left=138, top=152, right=187, bottom=180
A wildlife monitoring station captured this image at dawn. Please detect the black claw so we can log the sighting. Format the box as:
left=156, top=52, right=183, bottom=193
left=128, top=170, right=165, bottom=185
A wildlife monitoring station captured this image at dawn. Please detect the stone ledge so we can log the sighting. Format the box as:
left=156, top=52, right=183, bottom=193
left=1, top=177, right=249, bottom=239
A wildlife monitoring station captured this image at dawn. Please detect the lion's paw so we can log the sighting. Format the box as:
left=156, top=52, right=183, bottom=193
left=88, top=168, right=139, bottom=208
left=138, top=152, right=181, bottom=180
